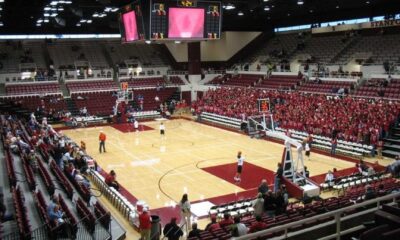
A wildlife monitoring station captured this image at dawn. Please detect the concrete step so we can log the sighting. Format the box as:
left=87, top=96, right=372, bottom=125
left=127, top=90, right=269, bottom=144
left=383, top=149, right=399, bottom=158
left=384, top=138, right=400, bottom=144
left=384, top=143, right=400, bottom=151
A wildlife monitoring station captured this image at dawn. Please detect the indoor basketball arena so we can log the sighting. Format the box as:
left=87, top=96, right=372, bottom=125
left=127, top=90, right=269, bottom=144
left=0, top=0, right=399, bottom=239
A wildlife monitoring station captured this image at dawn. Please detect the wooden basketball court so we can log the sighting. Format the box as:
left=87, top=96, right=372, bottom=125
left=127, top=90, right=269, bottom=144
left=63, top=118, right=357, bottom=210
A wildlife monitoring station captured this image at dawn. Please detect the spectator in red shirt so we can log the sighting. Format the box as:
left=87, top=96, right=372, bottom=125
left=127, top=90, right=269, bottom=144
left=249, top=216, right=268, bottom=233
left=105, top=170, right=120, bottom=191
left=205, top=216, right=221, bottom=232
left=219, top=213, right=234, bottom=228
left=139, top=208, right=151, bottom=240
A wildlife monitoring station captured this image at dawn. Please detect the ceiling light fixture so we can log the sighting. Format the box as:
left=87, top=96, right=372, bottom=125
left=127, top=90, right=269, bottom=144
left=223, top=4, right=235, bottom=10
left=86, top=19, right=92, bottom=23
left=238, top=11, right=244, bottom=16
left=44, top=7, right=51, bottom=11
left=264, top=6, right=270, bottom=11
left=297, top=0, right=304, bottom=5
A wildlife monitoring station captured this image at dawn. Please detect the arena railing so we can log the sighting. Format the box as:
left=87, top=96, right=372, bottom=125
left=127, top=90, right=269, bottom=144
left=167, top=70, right=189, bottom=75
left=233, top=192, right=400, bottom=240
left=88, top=169, right=138, bottom=227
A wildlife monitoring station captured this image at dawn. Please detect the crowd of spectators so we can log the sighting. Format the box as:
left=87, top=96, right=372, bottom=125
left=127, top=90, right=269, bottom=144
left=193, top=87, right=400, bottom=144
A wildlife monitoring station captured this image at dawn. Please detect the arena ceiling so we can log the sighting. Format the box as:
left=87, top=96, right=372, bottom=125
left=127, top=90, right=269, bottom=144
left=0, top=0, right=399, bottom=34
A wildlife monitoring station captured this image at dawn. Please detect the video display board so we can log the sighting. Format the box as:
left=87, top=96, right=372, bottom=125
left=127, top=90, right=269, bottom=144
left=150, top=0, right=221, bottom=40
left=120, top=1, right=146, bottom=42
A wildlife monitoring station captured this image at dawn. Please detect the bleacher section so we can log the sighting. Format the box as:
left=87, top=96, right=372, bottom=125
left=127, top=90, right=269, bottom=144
left=295, top=35, right=349, bottom=63
left=221, top=74, right=263, bottom=87
left=169, top=76, right=185, bottom=85
left=275, top=127, right=373, bottom=158
left=121, top=77, right=167, bottom=88
left=5, top=82, right=61, bottom=95
left=106, top=41, right=169, bottom=67
left=297, top=80, right=354, bottom=94
left=66, top=79, right=119, bottom=92
left=200, top=112, right=244, bottom=129
left=251, top=33, right=299, bottom=63
left=257, top=75, right=301, bottom=90
left=71, top=92, right=117, bottom=116
left=352, top=78, right=400, bottom=98
left=134, top=87, right=177, bottom=111
left=336, top=33, right=400, bottom=65
left=47, top=41, right=109, bottom=69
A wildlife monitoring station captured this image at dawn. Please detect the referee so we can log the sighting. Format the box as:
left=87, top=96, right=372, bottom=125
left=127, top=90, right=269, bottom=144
left=234, top=151, right=245, bottom=182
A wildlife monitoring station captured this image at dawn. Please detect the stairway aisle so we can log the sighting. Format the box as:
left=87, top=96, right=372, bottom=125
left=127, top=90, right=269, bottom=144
left=65, top=98, right=80, bottom=115
left=383, top=127, right=400, bottom=158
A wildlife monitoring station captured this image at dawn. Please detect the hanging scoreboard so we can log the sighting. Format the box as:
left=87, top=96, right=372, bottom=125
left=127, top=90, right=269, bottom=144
left=149, top=0, right=222, bottom=40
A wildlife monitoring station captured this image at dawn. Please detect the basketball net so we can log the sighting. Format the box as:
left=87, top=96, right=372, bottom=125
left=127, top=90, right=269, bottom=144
left=114, top=82, right=132, bottom=116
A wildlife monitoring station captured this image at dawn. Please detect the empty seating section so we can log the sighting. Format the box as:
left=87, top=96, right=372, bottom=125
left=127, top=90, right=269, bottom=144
left=258, top=75, right=301, bottom=90
left=5, top=82, right=61, bottom=95
left=207, top=75, right=231, bottom=85
left=296, top=35, right=347, bottom=63
left=251, top=33, right=298, bottom=62
left=71, top=92, right=117, bottom=116
left=66, top=80, right=119, bottom=92
left=336, top=33, right=400, bottom=65
left=47, top=41, right=108, bottom=69
left=352, top=78, right=400, bottom=98
left=135, top=88, right=177, bottom=110
left=226, top=74, right=263, bottom=87
left=107, top=41, right=169, bottom=66
left=22, top=41, right=48, bottom=70
left=0, top=41, right=46, bottom=73
left=122, top=77, right=167, bottom=88
left=169, top=76, right=185, bottom=85
left=298, top=80, right=354, bottom=93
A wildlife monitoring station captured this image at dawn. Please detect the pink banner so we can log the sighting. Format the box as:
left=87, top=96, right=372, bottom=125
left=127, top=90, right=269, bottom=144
left=123, top=11, right=139, bottom=42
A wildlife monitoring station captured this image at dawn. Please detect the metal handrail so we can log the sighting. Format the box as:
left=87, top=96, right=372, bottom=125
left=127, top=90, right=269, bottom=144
left=233, top=192, right=400, bottom=240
